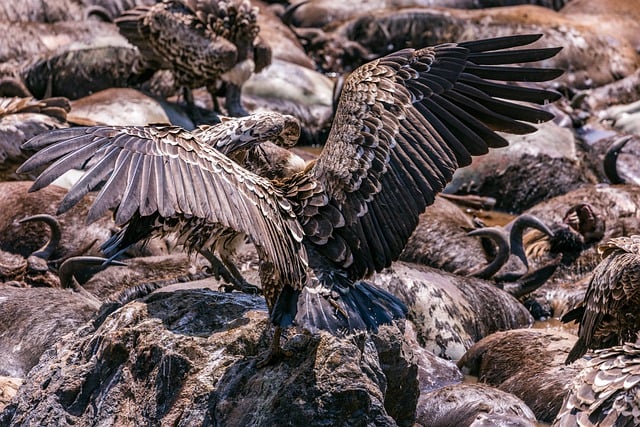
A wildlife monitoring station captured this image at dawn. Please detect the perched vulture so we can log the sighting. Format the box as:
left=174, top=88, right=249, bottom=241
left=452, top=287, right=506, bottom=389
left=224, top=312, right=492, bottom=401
left=564, top=235, right=640, bottom=364
left=115, top=0, right=271, bottom=116
left=19, top=34, right=563, bottom=365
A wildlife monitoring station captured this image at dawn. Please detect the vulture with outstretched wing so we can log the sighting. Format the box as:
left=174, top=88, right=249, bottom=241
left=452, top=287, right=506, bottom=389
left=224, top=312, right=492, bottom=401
left=19, top=34, right=563, bottom=365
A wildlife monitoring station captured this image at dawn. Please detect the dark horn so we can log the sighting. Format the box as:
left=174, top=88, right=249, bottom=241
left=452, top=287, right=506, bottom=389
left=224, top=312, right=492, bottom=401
left=84, top=5, right=114, bottom=22
left=280, top=0, right=309, bottom=26
left=604, top=136, right=632, bottom=184
left=58, top=256, right=126, bottom=289
left=502, top=257, right=560, bottom=298
left=19, top=214, right=61, bottom=260
left=508, top=214, right=553, bottom=271
left=466, top=226, right=510, bottom=279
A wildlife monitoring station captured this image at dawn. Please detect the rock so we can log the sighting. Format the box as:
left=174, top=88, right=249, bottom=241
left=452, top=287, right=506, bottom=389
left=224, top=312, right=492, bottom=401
left=0, top=377, right=22, bottom=413
left=1, top=287, right=419, bottom=426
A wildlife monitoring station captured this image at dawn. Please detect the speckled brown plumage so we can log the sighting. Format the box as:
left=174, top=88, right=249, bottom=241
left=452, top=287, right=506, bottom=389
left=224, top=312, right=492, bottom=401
left=554, top=342, right=640, bottom=427
left=115, top=0, right=267, bottom=115
left=18, top=34, right=562, bottom=347
left=564, top=235, right=640, bottom=364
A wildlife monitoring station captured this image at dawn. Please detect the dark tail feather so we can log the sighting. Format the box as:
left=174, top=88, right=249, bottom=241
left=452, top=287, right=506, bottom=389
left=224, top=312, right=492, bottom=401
left=565, top=337, right=587, bottom=365
left=561, top=305, right=585, bottom=324
left=271, top=285, right=301, bottom=328
left=293, top=280, right=407, bottom=334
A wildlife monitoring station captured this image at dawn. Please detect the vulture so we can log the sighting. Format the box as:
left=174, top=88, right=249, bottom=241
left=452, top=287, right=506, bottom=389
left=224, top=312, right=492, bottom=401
left=115, top=0, right=271, bottom=116
left=18, top=34, right=563, bottom=365
left=564, top=235, right=640, bottom=364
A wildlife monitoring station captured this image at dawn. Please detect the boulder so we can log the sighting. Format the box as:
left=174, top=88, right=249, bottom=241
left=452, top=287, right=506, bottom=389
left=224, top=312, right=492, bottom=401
left=1, top=286, right=419, bottom=426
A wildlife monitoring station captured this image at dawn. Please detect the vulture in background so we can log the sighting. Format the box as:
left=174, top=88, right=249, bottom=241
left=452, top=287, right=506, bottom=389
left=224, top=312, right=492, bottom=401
left=115, top=0, right=271, bottom=116
left=564, top=235, right=640, bottom=364
left=18, top=34, right=563, bottom=365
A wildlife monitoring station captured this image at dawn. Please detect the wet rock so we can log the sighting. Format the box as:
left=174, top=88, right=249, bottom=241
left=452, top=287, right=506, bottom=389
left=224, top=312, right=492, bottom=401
left=375, top=262, right=533, bottom=360
left=458, top=328, right=586, bottom=423
left=416, top=382, right=537, bottom=427
left=1, top=287, right=418, bottom=426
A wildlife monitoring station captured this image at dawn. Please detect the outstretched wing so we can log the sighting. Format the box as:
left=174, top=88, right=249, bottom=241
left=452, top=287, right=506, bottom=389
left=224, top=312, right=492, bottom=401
left=17, top=124, right=308, bottom=287
left=302, top=34, right=563, bottom=278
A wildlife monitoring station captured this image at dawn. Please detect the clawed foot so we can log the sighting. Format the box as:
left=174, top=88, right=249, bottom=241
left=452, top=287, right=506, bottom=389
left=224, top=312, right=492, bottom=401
left=219, top=280, right=261, bottom=295
left=256, top=326, right=292, bottom=368
left=200, top=249, right=260, bottom=294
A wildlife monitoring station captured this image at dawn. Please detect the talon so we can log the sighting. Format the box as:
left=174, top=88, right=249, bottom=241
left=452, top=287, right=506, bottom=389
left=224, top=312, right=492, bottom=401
left=257, top=326, right=291, bottom=368
left=218, top=281, right=261, bottom=295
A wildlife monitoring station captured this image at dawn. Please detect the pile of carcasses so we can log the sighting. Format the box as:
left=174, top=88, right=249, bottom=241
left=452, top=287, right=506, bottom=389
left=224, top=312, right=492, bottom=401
left=1, top=1, right=640, bottom=426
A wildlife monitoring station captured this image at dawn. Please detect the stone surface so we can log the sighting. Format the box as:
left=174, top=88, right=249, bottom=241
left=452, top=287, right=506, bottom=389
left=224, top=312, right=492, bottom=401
left=1, top=287, right=419, bottom=426
left=0, top=377, right=22, bottom=413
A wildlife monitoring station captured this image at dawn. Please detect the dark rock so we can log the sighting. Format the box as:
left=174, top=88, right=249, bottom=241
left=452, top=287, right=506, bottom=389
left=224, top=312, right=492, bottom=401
left=2, top=287, right=419, bottom=426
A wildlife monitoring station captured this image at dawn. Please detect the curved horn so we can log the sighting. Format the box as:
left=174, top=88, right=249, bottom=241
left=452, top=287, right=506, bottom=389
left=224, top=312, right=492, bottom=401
left=466, top=226, right=510, bottom=279
left=280, top=0, right=309, bottom=26
left=58, top=256, right=126, bottom=289
left=84, top=5, right=114, bottom=23
left=604, top=136, right=632, bottom=185
left=19, top=214, right=61, bottom=260
left=508, top=214, right=553, bottom=271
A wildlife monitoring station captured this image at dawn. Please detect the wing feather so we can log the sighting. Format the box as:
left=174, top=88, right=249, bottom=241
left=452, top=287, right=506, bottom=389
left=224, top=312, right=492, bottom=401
left=306, top=34, right=562, bottom=277
left=19, top=124, right=308, bottom=288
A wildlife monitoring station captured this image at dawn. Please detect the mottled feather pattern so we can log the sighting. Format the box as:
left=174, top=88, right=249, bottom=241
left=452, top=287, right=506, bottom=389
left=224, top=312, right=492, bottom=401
left=18, top=34, right=563, bottom=336
left=18, top=124, right=308, bottom=288
left=115, top=0, right=242, bottom=88
left=193, top=113, right=301, bottom=153
left=556, top=343, right=640, bottom=427
left=565, top=235, right=640, bottom=364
